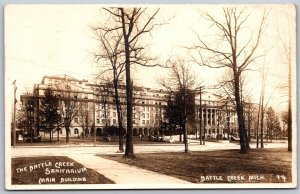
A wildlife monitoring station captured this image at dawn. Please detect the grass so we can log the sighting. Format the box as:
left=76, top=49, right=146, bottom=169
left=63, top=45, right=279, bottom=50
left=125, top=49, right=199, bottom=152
left=15, top=136, right=177, bottom=146
left=101, top=148, right=292, bottom=184
left=12, top=156, right=114, bottom=184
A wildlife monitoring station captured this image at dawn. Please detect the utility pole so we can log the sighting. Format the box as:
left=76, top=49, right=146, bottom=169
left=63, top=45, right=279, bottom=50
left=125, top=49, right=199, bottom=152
left=12, top=80, right=17, bottom=147
left=93, top=98, right=96, bottom=147
left=199, top=86, right=203, bottom=145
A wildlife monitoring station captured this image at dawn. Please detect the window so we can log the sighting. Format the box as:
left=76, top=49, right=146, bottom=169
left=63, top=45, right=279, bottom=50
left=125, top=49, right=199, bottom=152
left=146, top=120, right=150, bottom=125
left=75, top=118, right=78, bottom=123
left=142, top=113, right=145, bottom=118
left=142, top=120, right=145, bottom=125
left=146, top=113, right=149, bottom=118
left=74, top=128, right=79, bottom=135
left=113, top=119, right=116, bottom=125
left=102, top=119, right=106, bottom=124
left=97, top=119, right=100, bottom=124
left=60, top=130, right=62, bottom=134
left=113, top=112, right=116, bottom=117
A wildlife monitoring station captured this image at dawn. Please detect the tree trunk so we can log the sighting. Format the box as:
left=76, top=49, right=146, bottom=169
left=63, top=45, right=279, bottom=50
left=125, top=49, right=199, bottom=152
left=114, top=79, right=124, bottom=152
left=179, top=129, right=182, bottom=142
left=260, top=99, right=264, bottom=148
left=267, top=127, right=270, bottom=142
left=121, top=9, right=134, bottom=158
left=66, top=126, right=70, bottom=143
left=233, top=70, right=247, bottom=153
left=247, top=108, right=251, bottom=144
left=256, top=92, right=262, bottom=148
left=183, top=90, right=188, bottom=153
left=183, top=122, right=188, bottom=153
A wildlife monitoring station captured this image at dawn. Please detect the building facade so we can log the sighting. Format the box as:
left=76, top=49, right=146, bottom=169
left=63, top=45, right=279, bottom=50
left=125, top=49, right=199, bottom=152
left=20, top=74, right=239, bottom=139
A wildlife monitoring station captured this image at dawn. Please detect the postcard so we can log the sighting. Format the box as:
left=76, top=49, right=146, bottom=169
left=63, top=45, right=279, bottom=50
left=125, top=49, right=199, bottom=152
left=4, top=4, right=297, bottom=189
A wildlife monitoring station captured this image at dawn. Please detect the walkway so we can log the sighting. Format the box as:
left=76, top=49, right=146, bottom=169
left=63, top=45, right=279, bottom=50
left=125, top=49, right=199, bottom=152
left=67, top=154, right=190, bottom=184
left=10, top=141, right=287, bottom=184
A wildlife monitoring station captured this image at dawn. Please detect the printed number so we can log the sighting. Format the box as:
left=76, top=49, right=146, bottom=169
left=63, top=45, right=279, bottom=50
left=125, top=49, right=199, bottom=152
left=276, top=175, right=286, bottom=182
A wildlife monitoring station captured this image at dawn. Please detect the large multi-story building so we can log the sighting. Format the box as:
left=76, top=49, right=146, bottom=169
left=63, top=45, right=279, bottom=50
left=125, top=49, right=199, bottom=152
left=20, top=74, right=239, bottom=139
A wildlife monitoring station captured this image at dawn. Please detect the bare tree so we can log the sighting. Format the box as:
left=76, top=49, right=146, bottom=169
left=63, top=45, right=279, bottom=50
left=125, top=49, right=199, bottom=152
left=191, top=7, right=267, bottom=153
left=275, top=13, right=293, bottom=152
left=218, top=69, right=254, bottom=148
left=55, top=83, right=79, bottom=144
left=94, top=81, right=110, bottom=135
left=100, top=7, right=163, bottom=157
left=157, top=58, right=197, bottom=153
left=91, top=23, right=126, bottom=152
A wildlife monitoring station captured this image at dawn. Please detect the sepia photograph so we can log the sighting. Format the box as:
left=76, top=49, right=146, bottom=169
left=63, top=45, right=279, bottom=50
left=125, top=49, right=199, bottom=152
left=4, top=4, right=297, bottom=190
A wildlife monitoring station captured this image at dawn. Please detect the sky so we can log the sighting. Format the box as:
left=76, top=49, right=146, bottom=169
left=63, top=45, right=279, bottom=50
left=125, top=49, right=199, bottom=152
left=4, top=4, right=296, bottom=113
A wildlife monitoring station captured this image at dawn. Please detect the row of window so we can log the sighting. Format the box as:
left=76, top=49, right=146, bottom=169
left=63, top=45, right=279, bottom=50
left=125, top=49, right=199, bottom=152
left=96, top=118, right=117, bottom=125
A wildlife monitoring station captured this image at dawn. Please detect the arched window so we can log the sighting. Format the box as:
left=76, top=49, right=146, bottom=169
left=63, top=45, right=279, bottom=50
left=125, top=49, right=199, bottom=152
left=74, top=128, right=79, bottom=135
left=96, top=128, right=102, bottom=136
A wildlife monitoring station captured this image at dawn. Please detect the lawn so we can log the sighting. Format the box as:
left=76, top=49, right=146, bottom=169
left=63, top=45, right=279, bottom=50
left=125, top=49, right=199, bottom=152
left=102, top=148, right=292, bottom=184
left=15, top=136, right=176, bottom=146
left=12, top=156, right=114, bottom=184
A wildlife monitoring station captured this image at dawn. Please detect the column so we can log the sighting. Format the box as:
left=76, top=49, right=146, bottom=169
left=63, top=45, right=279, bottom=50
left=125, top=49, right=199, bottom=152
left=215, top=109, right=217, bottom=126
left=210, top=108, right=212, bottom=126
left=206, top=108, right=208, bottom=126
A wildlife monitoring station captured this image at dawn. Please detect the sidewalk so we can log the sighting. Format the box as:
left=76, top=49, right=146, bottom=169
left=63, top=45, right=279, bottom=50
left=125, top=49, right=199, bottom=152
left=67, top=154, right=190, bottom=184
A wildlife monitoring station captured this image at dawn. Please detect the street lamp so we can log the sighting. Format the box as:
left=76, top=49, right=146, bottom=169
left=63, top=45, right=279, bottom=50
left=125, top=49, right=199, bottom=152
left=12, top=80, right=17, bottom=147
